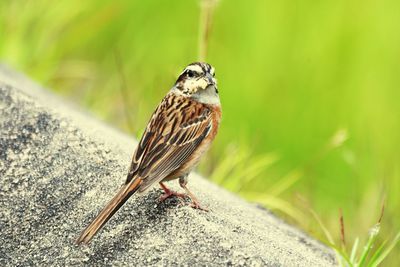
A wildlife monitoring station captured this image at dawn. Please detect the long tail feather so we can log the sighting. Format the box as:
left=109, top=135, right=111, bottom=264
left=76, top=178, right=142, bottom=245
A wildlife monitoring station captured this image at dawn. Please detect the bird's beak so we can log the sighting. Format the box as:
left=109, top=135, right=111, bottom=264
left=206, top=73, right=216, bottom=87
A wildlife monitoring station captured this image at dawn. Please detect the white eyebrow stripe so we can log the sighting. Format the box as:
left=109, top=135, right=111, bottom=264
left=185, top=65, right=203, bottom=73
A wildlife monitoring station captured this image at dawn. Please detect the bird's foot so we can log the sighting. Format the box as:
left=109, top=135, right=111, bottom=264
left=159, top=189, right=187, bottom=202
left=159, top=182, right=187, bottom=203
left=177, top=179, right=209, bottom=211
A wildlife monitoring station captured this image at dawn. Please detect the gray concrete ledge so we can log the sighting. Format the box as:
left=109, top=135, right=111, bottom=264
left=0, top=65, right=336, bottom=266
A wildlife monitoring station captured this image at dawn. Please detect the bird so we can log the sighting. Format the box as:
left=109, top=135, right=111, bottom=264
left=76, top=62, right=221, bottom=244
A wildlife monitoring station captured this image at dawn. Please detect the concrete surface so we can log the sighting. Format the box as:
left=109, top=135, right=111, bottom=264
left=0, top=65, right=337, bottom=266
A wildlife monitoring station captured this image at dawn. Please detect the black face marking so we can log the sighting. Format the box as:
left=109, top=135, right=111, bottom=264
left=190, top=62, right=211, bottom=75
left=174, top=62, right=215, bottom=95
left=186, top=70, right=196, bottom=78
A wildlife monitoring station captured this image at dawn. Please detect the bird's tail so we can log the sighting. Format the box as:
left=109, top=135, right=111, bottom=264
left=76, top=178, right=143, bottom=245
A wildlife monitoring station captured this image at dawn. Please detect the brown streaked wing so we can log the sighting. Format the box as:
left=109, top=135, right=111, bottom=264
left=126, top=93, right=213, bottom=191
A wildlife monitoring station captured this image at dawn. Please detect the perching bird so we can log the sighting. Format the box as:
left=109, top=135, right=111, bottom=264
left=76, top=62, right=221, bottom=244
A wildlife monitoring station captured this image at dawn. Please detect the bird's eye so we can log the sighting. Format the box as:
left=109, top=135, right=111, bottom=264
left=215, top=88, right=219, bottom=94
left=212, top=72, right=215, bottom=77
left=187, top=70, right=195, bottom=78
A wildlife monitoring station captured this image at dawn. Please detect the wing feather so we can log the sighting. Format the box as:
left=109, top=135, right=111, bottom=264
left=126, top=93, right=212, bottom=191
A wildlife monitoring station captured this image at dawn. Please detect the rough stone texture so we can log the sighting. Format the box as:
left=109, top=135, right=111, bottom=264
left=0, top=65, right=336, bottom=266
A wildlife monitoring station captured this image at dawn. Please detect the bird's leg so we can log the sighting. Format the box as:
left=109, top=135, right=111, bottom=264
left=159, top=182, right=187, bottom=202
left=179, top=176, right=209, bottom=211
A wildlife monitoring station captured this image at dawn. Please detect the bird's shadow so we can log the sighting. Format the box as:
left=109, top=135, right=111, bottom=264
left=85, top=188, right=189, bottom=262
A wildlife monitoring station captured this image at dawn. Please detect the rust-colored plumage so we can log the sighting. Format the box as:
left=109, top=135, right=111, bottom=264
left=76, top=62, right=221, bottom=244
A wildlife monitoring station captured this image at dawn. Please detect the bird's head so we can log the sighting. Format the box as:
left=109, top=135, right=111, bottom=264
left=174, top=62, right=218, bottom=100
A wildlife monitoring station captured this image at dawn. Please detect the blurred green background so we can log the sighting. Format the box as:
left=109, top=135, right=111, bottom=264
left=1, top=0, right=399, bottom=264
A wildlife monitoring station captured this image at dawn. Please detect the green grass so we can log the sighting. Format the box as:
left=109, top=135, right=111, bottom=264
left=1, top=0, right=399, bottom=265
left=332, top=221, right=400, bottom=266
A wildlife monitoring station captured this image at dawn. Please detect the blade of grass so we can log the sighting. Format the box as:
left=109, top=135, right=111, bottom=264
left=307, top=208, right=351, bottom=266
left=340, top=209, right=346, bottom=249
left=309, top=208, right=335, bottom=245
left=370, top=232, right=400, bottom=267
left=268, top=169, right=302, bottom=196
left=357, top=223, right=381, bottom=266
left=331, top=246, right=352, bottom=267
left=198, top=0, right=217, bottom=61
left=368, top=239, right=388, bottom=266
left=241, top=192, right=305, bottom=222
left=210, top=146, right=247, bottom=184
left=236, top=154, right=278, bottom=192
left=349, top=237, right=359, bottom=263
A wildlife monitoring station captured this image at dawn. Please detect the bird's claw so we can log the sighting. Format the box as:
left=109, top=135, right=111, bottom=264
left=189, top=200, right=209, bottom=212
left=159, top=190, right=187, bottom=203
